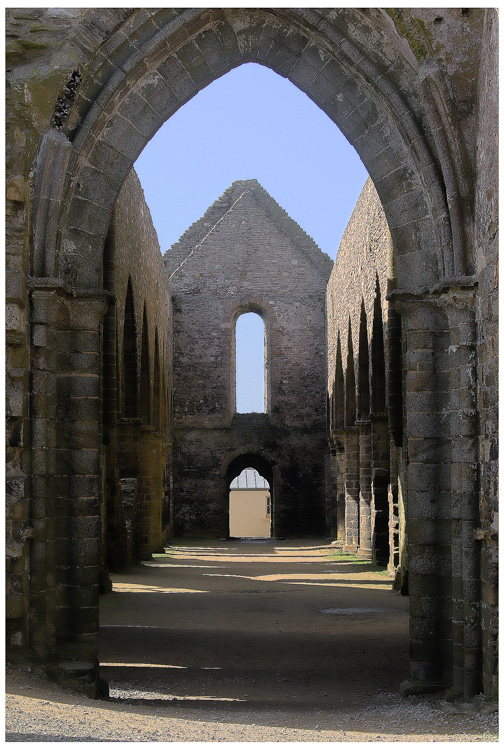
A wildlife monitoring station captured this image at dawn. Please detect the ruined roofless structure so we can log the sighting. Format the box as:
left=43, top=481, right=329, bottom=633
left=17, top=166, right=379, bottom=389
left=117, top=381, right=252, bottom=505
left=5, top=8, right=498, bottom=702
left=165, top=180, right=332, bottom=538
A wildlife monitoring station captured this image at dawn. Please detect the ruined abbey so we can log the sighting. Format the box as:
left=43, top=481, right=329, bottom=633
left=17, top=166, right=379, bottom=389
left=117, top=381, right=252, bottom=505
left=6, top=8, right=498, bottom=701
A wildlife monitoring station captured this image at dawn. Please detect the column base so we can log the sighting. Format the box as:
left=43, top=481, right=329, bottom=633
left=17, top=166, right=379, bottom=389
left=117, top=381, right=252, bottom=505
left=54, top=660, right=108, bottom=699
left=400, top=678, right=448, bottom=697
left=357, top=546, right=373, bottom=559
left=343, top=544, right=358, bottom=554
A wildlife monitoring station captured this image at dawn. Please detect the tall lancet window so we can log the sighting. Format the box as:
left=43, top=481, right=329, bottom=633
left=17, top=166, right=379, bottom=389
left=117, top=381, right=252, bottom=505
left=235, top=312, right=266, bottom=413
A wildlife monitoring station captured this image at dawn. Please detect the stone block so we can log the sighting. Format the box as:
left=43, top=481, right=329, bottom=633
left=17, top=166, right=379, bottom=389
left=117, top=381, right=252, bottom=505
left=55, top=448, right=100, bottom=475
left=57, top=396, right=100, bottom=422
left=407, top=437, right=450, bottom=463
left=407, top=517, right=451, bottom=545
left=89, top=139, right=132, bottom=183
left=57, top=375, right=99, bottom=399
left=71, top=538, right=101, bottom=567
left=70, top=515, right=101, bottom=539
left=70, top=606, right=100, bottom=636
left=408, top=543, right=452, bottom=576
left=407, top=463, right=451, bottom=492
left=407, top=412, right=449, bottom=439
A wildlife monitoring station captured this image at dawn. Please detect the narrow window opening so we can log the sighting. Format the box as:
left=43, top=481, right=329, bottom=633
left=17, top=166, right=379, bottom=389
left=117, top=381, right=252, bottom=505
left=235, top=312, right=266, bottom=413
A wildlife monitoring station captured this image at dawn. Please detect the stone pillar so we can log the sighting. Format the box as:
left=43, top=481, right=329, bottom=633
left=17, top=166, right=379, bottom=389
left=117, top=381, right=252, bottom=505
left=343, top=428, right=359, bottom=552
left=117, top=418, right=141, bottom=560
left=28, top=282, right=61, bottom=660
left=357, top=421, right=373, bottom=558
left=327, top=431, right=345, bottom=541
left=138, top=427, right=167, bottom=557
left=371, top=415, right=391, bottom=566
left=440, top=286, right=481, bottom=697
left=28, top=280, right=110, bottom=695
left=334, top=432, right=347, bottom=542
left=394, top=293, right=453, bottom=695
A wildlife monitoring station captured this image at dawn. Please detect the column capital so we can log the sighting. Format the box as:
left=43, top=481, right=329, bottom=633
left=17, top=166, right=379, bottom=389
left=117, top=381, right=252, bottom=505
left=28, top=277, right=114, bottom=328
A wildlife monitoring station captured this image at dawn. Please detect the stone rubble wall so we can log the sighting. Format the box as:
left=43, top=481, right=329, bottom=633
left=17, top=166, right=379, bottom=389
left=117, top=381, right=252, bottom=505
left=104, top=169, right=173, bottom=567
left=473, top=8, right=499, bottom=697
left=167, top=180, right=331, bottom=537
left=327, top=178, right=390, bottom=392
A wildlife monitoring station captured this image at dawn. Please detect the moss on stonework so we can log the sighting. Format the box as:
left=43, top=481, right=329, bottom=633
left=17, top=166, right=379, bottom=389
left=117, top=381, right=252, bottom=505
left=385, top=9, right=432, bottom=63
left=17, top=39, right=50, bottom=51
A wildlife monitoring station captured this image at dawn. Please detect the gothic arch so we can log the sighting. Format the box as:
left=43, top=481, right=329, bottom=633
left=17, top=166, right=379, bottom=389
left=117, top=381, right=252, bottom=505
left=333, top=334, right=344, bottom=431
left=153, top=328, right=161, bottom=432
left=345, top=321, right=356, bottom=428
left=371, top=280, right=387, bottom=415
left=33, top=8, right=470, bottom=293
left=17, top=8, right=495, bottom=700
left=357, top=301, right=370, bottom=421
left=122, top=278, right=139, bottom=418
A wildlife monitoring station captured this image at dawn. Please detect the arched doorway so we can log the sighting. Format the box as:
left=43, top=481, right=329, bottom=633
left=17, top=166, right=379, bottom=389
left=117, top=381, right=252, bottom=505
left=229, top=468, right=271, bottom=539
left=226, top=453, right=276, bottom=540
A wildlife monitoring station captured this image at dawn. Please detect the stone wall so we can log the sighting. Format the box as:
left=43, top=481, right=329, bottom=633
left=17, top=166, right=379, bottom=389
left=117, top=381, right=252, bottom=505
left=103, top=169, right=173, bottom=567
left=326, top=178, right=404, bottom=576
left=473, top=8, right=499, bottom=698
left=166, top=180, right=332, bottom=537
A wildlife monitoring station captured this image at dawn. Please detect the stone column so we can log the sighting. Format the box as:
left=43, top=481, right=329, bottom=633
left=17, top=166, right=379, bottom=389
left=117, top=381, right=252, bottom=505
left=440, top=286, right=481, bottom=697
left=394, top=293, right=453, bottom=695
left=327, top=430, right=345, bottom=541
left=29, top=280, right=110, bottom=695
left=357, top=421, right=373, bottom=558
left=371, top=415, right=391, bottom=566
left=29, top=281, right=62, bottom=660
left=334, top=431, right=347, bottom=542
left=343, top=427, right=359, bottom=552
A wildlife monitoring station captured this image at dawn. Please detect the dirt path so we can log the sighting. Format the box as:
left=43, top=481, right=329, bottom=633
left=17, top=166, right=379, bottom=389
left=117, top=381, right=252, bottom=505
left=6, top=539, right=498, bottom=742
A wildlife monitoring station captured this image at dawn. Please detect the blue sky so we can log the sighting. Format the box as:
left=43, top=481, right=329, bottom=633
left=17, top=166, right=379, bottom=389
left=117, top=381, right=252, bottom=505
left=135, top=62, right=368, bottom=413
left=135, top=62, right=368, bottom=258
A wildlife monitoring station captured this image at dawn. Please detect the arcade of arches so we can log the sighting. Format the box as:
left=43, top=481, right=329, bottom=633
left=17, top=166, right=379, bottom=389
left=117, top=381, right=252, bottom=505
left=5, top=8, right=498, bottom=701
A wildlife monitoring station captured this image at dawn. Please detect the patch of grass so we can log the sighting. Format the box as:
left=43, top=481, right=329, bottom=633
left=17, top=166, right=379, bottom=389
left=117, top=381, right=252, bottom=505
left=327, top=549, right=392, bottom=575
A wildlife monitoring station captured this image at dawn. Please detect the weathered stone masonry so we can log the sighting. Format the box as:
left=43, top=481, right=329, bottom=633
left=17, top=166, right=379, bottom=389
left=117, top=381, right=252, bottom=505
left=102, top=170, right=173, bottom=572
left=5, top=8, right=498, bottom=699
left=327, top=179, right=402, bottom=574
left=166, top=180, right=332, bottom=538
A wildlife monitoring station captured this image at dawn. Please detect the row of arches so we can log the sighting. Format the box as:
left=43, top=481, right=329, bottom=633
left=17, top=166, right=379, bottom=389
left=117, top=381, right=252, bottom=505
left=328, top=281, right=402, bottom=575
left=331, top=286, right=389, bottom=430
left=122, top=279, right=168, bottom=430
left=100, top=172, right=174, bottom=573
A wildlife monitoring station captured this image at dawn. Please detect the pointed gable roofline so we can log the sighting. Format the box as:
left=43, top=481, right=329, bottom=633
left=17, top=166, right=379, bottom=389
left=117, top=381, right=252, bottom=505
left=164, top=180, right=334, bottom=281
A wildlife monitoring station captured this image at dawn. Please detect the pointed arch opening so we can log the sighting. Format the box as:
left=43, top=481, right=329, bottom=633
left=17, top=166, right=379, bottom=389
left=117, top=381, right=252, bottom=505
left=358, top=302, right=370, bottom=421
left=153, top=328, right=161, bottom=432
left=346, top=322, right=356, bottom=427
left=122, top=278, right=138, bottom=418
left=140, top=306, right=151, bottom=426
left=371, top=282, right=387, bottom=415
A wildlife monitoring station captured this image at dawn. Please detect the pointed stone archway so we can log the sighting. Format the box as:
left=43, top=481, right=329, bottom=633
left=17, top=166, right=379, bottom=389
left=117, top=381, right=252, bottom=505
left=17, top=8, right=495, bottom=698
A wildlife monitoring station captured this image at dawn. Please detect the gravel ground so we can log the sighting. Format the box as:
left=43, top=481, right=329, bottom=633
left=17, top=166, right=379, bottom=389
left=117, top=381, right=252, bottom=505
left=5, top=664, right=498, bottom=743
left=6, top=540, right=499, bottom=743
